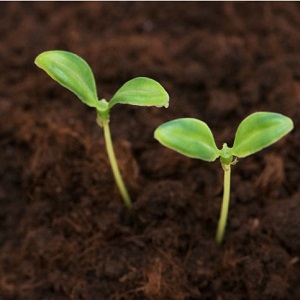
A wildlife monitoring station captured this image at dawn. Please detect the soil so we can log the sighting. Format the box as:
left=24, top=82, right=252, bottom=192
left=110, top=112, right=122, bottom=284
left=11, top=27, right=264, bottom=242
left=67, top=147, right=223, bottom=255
left=0, top=2, right=300, bottom=300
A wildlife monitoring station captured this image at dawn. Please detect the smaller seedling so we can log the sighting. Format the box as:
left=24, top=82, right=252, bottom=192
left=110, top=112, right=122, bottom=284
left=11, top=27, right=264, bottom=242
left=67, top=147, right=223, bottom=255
left=154, top=112, right=293, bottom=244
left=35, top=50, right=169, bottom=209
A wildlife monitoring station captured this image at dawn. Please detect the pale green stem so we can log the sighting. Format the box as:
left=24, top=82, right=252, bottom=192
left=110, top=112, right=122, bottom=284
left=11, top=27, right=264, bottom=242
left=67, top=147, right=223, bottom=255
left=102, top=119, right=132, bottom=209
left=216, top=163, right=231, bottom=245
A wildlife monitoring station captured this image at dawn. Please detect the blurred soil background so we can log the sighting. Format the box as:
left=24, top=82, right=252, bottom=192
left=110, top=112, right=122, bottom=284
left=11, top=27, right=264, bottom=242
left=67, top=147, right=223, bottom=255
left=0, top=2, right=300, bottom=299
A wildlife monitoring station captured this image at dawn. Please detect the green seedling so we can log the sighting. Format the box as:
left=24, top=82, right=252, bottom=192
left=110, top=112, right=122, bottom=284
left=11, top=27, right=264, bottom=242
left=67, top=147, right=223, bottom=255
left=35, top=50, right=169, bottom=209
left=154, top=112, right=293, bottom=244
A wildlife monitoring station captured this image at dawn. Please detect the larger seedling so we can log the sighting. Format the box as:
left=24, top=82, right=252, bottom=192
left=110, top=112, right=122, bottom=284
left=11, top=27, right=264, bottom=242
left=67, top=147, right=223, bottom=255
left=35, top=50, right=169, bottom=209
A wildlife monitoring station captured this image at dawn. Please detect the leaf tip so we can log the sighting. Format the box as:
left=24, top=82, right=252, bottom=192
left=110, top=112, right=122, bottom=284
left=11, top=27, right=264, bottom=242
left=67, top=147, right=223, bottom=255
left=160, top=91, right=169, bottom=108
left=34, top=53, right=44, bottom=69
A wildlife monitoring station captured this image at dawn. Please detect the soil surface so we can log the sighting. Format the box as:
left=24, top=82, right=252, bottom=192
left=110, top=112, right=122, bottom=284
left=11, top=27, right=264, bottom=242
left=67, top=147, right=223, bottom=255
left=1, top=2, right=300, bottom=300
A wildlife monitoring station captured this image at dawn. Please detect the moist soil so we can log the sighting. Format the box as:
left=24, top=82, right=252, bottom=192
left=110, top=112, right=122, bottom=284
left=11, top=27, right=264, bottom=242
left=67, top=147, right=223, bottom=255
left=0, top=2, right=300, bottom=300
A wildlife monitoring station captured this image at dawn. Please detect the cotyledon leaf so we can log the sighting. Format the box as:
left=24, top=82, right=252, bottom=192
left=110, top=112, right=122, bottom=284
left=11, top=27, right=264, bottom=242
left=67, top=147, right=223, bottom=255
left=232, top=112, right=294, bottom=158
left=154, top=118, right=220, bottom=162
left=35, top=50, right=99, bottom=108
left=108, top=77, right=169, bottom=109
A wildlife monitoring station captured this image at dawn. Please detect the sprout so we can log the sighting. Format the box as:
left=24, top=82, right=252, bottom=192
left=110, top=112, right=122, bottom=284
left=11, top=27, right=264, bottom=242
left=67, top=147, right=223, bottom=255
left=155, top=112, right=294, bottom=244
left=35, top=50, right=169, bottom=209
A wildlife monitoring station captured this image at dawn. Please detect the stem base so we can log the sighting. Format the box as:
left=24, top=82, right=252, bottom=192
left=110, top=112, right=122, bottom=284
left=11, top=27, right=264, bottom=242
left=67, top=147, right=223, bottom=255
left=101, top=119, right=132, bottom=209
left=216, top=162, right=231, bottom=245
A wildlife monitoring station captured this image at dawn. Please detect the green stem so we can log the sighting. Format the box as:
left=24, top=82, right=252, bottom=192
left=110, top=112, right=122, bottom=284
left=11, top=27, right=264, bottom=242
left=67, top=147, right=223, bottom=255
left=102, top=119, right=132, bottom=209
left=216, top=163, right=231, bottom=245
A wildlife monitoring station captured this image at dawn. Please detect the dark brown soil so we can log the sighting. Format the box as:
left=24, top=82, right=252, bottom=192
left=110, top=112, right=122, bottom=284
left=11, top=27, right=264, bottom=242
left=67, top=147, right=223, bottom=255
left=1, top=2, right=300, bottom=300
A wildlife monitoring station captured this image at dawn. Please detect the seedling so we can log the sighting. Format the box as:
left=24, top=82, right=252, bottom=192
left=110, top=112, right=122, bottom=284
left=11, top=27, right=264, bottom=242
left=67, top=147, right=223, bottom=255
left=35, top=50, right=169, bottom=209
left=154, top=112, right=293, bottom=244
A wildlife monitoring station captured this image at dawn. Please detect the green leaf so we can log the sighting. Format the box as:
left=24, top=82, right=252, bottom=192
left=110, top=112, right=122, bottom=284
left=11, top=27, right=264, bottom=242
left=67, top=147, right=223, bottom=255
left=154, top=118, right=220, bottom=162
left=35, top=50, right=99, bottom=108
left=108, top=77, right=169, bottom=109
left=232, top=112, right=294, bottom=158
